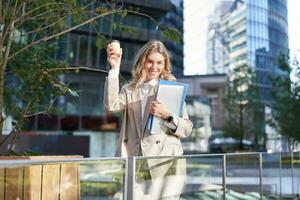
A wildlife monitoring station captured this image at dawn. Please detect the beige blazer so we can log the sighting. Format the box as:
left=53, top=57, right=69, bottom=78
left=104, top=76, right=193, bottom=158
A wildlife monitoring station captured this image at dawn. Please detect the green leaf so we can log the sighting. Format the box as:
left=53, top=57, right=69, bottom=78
left=117, top=10, right=127, bottom=18
left=112, top=22, right=117, bottom=30
left=162, top=28, right=182, bottom=44
left=96, top=35, right=108, bottom=49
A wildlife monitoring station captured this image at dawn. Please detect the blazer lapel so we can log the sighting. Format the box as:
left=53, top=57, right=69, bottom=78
left=141, top=85, right=158, bottom=136
left=131, top=89, right=142, bottom=138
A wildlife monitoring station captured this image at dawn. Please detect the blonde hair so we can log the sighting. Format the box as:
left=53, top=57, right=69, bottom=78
left=130, top=40, right=176, bottom=88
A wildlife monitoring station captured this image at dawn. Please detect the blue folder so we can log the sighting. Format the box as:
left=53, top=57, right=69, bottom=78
left=147, top=80, right=189, bottom=134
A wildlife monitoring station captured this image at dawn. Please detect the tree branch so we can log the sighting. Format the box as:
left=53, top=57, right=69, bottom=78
left=2, top=20, right=15, bottom=73
left=0, top=1, right=2, bottom=25
left=24, top=111, right=49, bottom=118
left=46, top=66, right=108, bottom=73
left=13, top=9, right=63, bottom=31
left=14, top=2, right=69, bottom=23
left=17, top=10, right=92, bottom=40
left=1, top=0, right=23, bottom=44
left=8, top=10, right=116, bottom=61
left=2, top=0, right=12, bottom=24
left=14, top=1, right=94, bottom=35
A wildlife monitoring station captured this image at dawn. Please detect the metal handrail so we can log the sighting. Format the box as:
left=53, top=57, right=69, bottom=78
left=0, top=156, right=127, bottom=168
left=0, top=151, right=298, bottom=200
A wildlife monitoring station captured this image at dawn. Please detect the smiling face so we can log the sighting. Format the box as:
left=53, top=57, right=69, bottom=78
left=131, top=40, right=174, bottom=88
left=144, top=52, right=165, bottom=82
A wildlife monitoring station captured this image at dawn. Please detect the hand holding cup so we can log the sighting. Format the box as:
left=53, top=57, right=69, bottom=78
left=107, top=40, right=122, bottom=70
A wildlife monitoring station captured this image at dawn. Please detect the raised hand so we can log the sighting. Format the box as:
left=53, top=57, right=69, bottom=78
left=107, top=41, right=122, bottom=70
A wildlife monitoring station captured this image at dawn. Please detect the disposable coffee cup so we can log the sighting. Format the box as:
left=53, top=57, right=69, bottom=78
left=109, top=40, right=121, bottom=57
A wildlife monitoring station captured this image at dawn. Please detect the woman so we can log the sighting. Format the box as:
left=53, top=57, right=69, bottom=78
left=104, top=40, right=192, bottom=158
left=104, top=40, right=192, bottom=199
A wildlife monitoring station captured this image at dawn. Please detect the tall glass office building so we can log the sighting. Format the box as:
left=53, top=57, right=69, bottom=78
left=249, top=0, right=289, bottom=101
left=207, top=0, right=289, bottom=101
left=22, top=0, right=183, bottom=156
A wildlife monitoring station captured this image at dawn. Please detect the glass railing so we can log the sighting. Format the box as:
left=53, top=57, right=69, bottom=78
left=0, top=152, right=299, bottom=200
left=184, top=155, right=224, bottom=199
left=282, top=152, right=294, bottom=198
left=262, top=152, right=281, bottom=199
left=132, top=155, right=224, bottom=199
left=293, top=151, right=300, bottom=197
left=0, top=157, right=126, bottom=200
left=226, top=153, right=261, bottom=198
left=80, top=159, right=126, bottom=199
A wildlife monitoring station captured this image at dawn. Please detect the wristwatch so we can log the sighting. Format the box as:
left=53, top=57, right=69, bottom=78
left=166, top=115, right=174, bottom=123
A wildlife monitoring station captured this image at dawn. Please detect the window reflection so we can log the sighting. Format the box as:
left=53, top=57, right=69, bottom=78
left=78, top=35, right=88, bottom=66
left=67, top=33, right=78, bottom=65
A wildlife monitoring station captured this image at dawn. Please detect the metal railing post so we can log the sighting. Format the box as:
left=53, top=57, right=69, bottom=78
left=259, top=153, right=263, bottom=200
left=222, top=154, right=227, bottom=200
left=279, top=153, right=282, bottom=200
left=298, top=152, right=300, bottom=196
left=125, top=156, right=135, bottom=200
left=291, top=151, right=294, bottom=196
left=298, top=152, right=300, bottom=197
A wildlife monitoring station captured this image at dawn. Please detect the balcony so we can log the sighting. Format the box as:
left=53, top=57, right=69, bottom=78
left=0, top=152, right=299, bottom=199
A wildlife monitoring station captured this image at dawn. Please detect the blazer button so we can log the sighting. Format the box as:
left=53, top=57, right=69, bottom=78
left=155, top=140, right=160, bottom=144
left=124, top=139, right=128, bottom=143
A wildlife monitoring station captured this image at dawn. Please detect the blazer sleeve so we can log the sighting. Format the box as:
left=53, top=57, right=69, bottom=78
left=104, top=76, right=126, bottom=112
left=172, top=102, right=193, bottom=138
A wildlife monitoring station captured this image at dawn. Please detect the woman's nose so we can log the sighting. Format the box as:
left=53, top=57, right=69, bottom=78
left=151, top=63, right=158, bottom=69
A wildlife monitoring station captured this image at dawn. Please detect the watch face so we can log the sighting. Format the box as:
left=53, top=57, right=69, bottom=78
left=167, top=116, right=173, bottom=123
